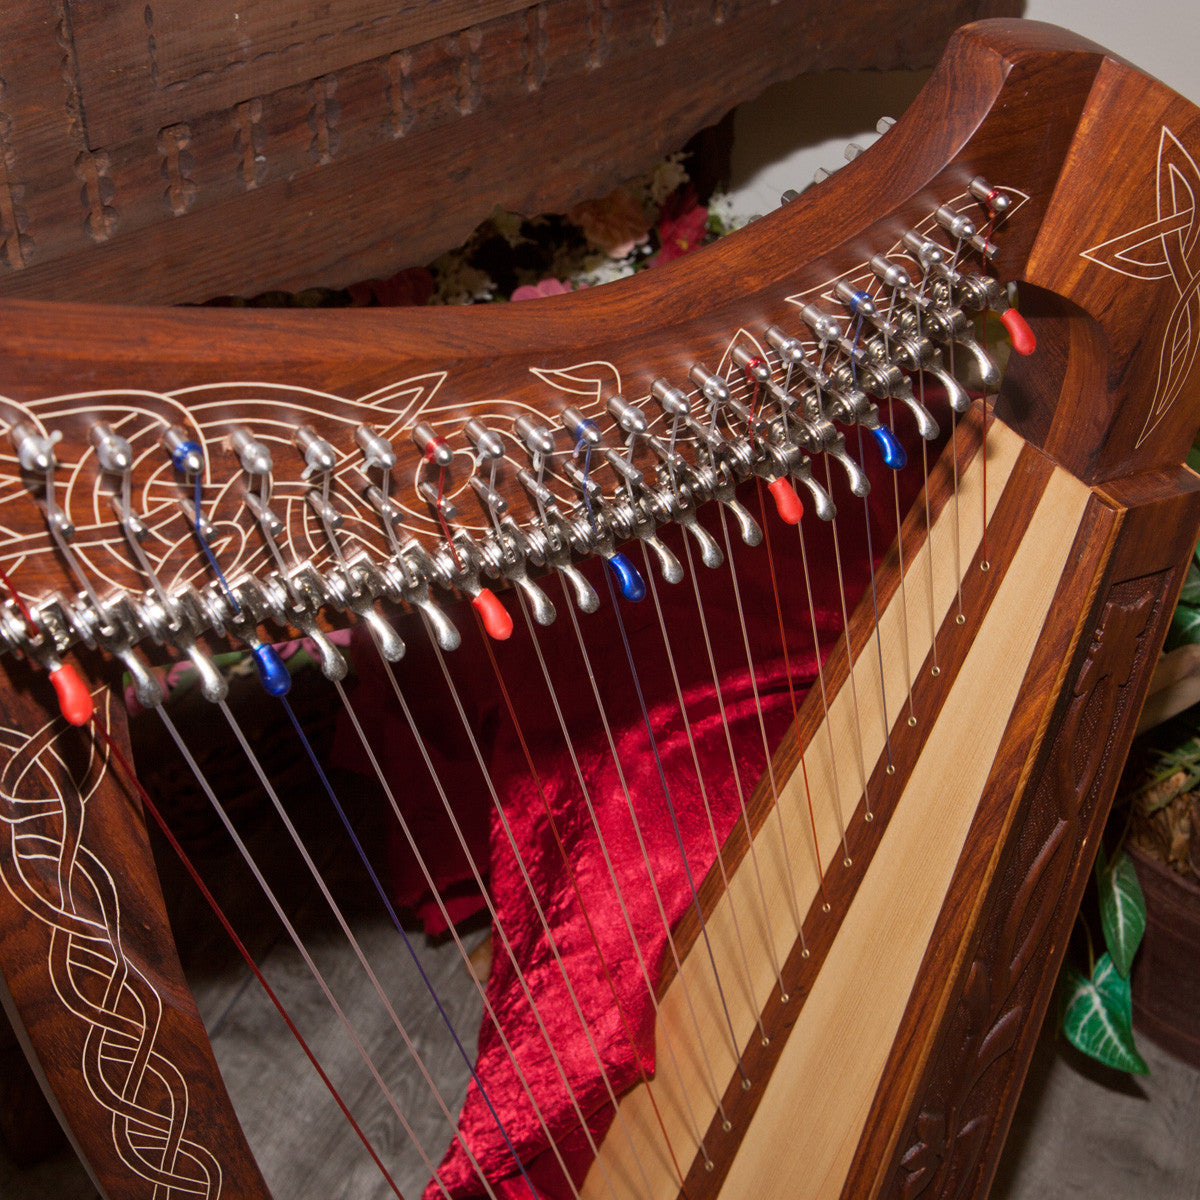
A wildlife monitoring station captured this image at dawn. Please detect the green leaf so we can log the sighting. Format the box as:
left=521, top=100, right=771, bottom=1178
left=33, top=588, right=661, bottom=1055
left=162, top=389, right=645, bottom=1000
left=1180, top=561, right=1200, bottom=606
left=1167, top=603, right=1200, bottom=649
left=1061, top=956, right=1149, bottom=1074
left=1098, top=851, right=1147, bottom=978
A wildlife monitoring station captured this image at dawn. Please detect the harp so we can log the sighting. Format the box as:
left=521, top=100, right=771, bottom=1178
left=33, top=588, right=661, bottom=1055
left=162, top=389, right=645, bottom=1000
left=1, top=17, right=1199, bottom=1200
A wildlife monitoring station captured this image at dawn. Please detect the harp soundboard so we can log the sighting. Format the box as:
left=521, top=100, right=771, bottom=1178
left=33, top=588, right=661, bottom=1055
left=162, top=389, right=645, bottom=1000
left=0, top=19, right=1198, bottom=1200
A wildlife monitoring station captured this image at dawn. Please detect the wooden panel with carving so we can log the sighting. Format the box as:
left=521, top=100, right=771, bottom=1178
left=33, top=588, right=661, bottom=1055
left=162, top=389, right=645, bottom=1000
left=0, top=0, right=1019, bottom=303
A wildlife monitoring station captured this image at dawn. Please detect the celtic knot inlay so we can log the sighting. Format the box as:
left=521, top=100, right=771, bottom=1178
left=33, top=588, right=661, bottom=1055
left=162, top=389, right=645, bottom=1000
left=1081, top=126, right=1200, bottom=448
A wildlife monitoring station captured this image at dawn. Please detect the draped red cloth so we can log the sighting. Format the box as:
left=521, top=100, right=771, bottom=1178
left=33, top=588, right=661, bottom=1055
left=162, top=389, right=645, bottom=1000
left=336, top=433, right=937, bottom=1199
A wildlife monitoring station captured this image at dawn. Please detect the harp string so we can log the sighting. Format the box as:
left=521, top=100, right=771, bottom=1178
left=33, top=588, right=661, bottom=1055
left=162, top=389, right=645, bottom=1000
left=273, top=689, right=548, bottom=1199
left=598, top=560, right=751, bottom=1088
left=641, top=541, right=781, bottom=1023
left=558, top=593, right=734, bottom=1122
left=795, top=520, right=850, bottom=869
left=214, top=694, right=532, bottom=1197
left=474, top=607, right=703, bottom=1175
left=713, top=503, right=807, bottom=947
left=886, top=398, right=918, bottom=726
left=513, top=587, right=721, bottom=1142
left=374, top=651, right=615, bottom=1200
left=678, top=529, right=790, bottom=1000
left=425, top=629, right=670, bottom=1199
left=332, top=673, right=588, bottom=1200
left=91, top=719, right=411, bottom=1200
left=821, top=457, right=871, bottom=826
left=754, top=479, right=826, bottom=908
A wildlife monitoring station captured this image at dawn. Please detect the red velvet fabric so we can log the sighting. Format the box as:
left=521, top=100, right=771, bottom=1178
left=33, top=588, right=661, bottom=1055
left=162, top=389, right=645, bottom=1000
left=336, top=434, right=937, bottom=1199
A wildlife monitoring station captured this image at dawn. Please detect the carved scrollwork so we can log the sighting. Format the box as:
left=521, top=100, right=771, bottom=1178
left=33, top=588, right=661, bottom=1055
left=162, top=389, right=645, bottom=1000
left=892, top=574, right=1162, bottom=1200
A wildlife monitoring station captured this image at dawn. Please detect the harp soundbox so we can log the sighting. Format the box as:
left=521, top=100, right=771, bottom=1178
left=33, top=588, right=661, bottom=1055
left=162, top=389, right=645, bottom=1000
left=0, top=18, right=1197, bottom=1200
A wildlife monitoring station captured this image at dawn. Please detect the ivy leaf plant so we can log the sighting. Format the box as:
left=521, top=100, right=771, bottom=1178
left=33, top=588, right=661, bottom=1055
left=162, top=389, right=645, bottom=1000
left=1098, top=849, right=1147, bottom=979
left=1059, top=847, right=1149, bottom=1073
left=1061, top=954, right=1149, bottom=1074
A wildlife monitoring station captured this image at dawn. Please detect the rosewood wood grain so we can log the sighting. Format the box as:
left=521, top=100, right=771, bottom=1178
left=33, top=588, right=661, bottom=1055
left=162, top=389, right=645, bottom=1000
left=0, top=0, right=1017, bottom=304
left=858, top=477, right=1200, bottom=1200
left=0, top=19, right=1199, bottom=1200
left=0, top=663, right=270, bottom=1199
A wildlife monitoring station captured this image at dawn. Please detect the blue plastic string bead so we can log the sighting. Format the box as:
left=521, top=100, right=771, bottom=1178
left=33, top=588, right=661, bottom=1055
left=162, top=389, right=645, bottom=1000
left=252, top=643, right=292, bottom=697
left=606, top=552, right=646, bottom=602
left=172, top=440, right=203, bottom=474
left=870, top=424, right=907, bottom=471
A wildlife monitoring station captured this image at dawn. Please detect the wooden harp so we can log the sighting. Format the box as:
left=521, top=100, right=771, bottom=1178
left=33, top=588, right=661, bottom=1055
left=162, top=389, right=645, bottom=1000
left=0, top=18, right=1198, bottom=1200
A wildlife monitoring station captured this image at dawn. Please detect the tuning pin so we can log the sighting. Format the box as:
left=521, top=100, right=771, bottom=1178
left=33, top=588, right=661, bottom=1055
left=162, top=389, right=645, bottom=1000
left=562, top=407, right=601, bottom=446
left=800, top=304, right=843, bottom=348
left=876, top=116, right=896, bottom=134
left=607, top=394, right=648, bottom=438
left=605, top=552, right=645, bottom=602
left=969, top=176, right=1011, bottom=219
left=844, top=142, right=865, bottom=161
left=514, top=415, right=557, bottom=459
left=162, top=425, right=204, bottom=475
left=780, top=188, right=801, bottom=205
left=464, top=419, right=506, bottom=462
left=10, top=422, right=59, bottom=474
left=902, top=232, right=945, bottom=277
left=813, top=167, right=831, bottom=185
left=935, top=205, right=975, bottom=244
left=251, top=642, right=291, bottom=697
left=689, top=364, right=730, bottom=407
left=870, top=254, right=911, bottom=292
left=473, top=588, right=513, bottom=640
left=293, top=426, right=337, bottom=480
left=835, top=283, right=878, bottom=322
left=413, top=421, right=453, bottom=467
left=767, top=477, right=803, bottom=525
left=651, top=378, right=692, bottom=416
left=355, top=425, right=397, bottom=472
left=90, top=424, right=133, bottom=474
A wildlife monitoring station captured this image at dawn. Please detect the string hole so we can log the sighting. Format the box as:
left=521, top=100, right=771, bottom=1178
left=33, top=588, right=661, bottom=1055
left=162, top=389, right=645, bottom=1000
left=761, top=1035, right=770, bottom=1047
left=886, top=764, right=896, bottom=776
left=907, top=715, right=917, bottom=727
left=864, top=811, right=873, bottom=822
left=843, top=856, right=852, bottom=867
left=956, top=613, right=966, bottom=626
left=742, top=1078, right=752, bottom=1091
left=781, top=989, right=792, bottom=999
left=723, top=1121, right=732, bottom=1133
left=931, top=665, right=941, bottom=677
left=981, top=560, right=990, bottom=572
left=705, top=1160, right=715, bottom=1173
left=822, top=901, right=831, bottom=913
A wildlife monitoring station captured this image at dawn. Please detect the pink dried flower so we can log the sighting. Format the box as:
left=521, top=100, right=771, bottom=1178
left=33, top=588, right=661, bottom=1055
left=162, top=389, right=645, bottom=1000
left=511, top=278, right=583, bottom=301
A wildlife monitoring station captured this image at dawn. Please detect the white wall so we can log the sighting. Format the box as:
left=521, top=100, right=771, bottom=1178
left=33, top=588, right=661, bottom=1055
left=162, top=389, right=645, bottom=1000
left=724, top=4, right=1200, bottom=219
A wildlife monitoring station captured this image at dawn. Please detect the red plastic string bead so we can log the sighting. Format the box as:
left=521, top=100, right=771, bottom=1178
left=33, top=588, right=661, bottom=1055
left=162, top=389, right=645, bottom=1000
left=472, top=588, right=513, bottom=641
left=1000, top=307, right=1037, bottom=356
left=50, top=663, right=93, bottom=726
left=767, top=477, right=803, bottom=525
